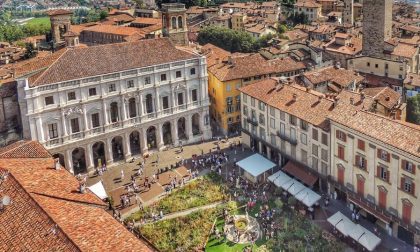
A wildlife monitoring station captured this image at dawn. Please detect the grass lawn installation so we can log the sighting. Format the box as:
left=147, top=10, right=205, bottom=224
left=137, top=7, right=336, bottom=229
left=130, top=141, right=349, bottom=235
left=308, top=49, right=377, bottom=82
left=127, top=172, right=228, bottom=222
left=25, top=17, right=50, bottom=26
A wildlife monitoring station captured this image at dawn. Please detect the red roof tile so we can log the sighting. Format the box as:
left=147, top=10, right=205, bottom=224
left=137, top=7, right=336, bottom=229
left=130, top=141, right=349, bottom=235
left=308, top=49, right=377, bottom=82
left=0, top=140, right=51, bottom=158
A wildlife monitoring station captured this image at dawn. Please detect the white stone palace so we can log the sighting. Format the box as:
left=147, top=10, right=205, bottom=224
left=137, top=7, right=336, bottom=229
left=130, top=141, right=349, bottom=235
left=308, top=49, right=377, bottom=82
left=16, top=38, right=211, bottom=174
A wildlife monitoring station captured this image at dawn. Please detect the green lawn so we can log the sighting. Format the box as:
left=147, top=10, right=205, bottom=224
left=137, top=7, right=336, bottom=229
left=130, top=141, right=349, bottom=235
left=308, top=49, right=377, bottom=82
left=25, top=17, right=50, bottom=26
left=127, top=172, right=228, bottom=222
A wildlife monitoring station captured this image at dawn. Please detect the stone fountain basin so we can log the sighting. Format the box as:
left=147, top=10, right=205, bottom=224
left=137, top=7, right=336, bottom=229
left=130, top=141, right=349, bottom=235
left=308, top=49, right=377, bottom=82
left=234, top=218, right=249, bottom=233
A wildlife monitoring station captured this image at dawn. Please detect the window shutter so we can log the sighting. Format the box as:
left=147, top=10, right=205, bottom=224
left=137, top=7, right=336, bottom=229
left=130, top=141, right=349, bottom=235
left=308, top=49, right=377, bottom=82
left=336, top=130, right=339, bottom=139
left=343, top=133, right=347, bottom=142
left=401, top=177, right=405, bottom=190
left=386, top=153, right=390, bottom=162
left=413, top=164, right=416, bottom=175
left=355, top=155, right=360, bottom=166
left=377, top=166, right=380, bottom=177
left=363, top=158, right=367, bottom=169
left=377, top=149, right=381, bottom=158
left=386, top=171, right=390, bottom=182
left=401, top=160, right=406, bottom=170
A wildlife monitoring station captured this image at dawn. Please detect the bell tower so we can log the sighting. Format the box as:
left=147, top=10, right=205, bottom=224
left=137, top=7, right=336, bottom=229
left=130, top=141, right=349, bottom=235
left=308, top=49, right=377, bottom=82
left=161, top=3, right=188, bottom=46
left=48, top=9, right=72, bottom=48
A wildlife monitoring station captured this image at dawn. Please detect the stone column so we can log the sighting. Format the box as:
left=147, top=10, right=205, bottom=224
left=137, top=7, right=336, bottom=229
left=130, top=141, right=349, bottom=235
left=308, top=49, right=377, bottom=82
left=61, top=110, right=68, bottom=136
left=186, top=115, right=193, bottom=141
left=83, top=104, right=89, bottom=132
left=64, top=149, right=74, bottom=174
left=124, top=132, right=132, bottom=160
left=171, top=119, right=178, bottom=146
left=141, top=128, right=148, bottom=153
left=157, top=123, right=164, bottom=149
left=102, top=101, right=109, bottom=125
left=138, top=94, right=143, bottom=117
left=36, top=117, right=45, bottom=142
left=172, top=89, right=177, bottom=111
left=121, top=97, right=128, bottom=121
left=86, top=144, right=94, bottom=170
left=106, top=138, right=113, bottom=165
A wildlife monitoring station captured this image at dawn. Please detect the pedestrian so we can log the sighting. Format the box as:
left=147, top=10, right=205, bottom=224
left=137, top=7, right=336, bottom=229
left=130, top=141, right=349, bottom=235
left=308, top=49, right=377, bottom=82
left=356, top=212, right=360, bottom=223
left=120, top=170, right=124, bottom=181
left=351, top=212, right=356, bottom=222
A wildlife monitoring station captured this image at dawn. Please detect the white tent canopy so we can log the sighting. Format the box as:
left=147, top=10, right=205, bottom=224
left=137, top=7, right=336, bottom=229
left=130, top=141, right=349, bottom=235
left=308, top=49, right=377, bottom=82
left=327, top=211, right=355, bottom=237
left=287, top=180, right=306, bottom=196
left=295, top=187, right=322, bottom=207
left=268, top=170, right=292, bottom=188
left=349, top=224, right=381, bottom=251
left=236, top=154, right=276, bottom=177
left=280, top=177, right=295, bottom=191
left=88, top=181, right=108, bottom=200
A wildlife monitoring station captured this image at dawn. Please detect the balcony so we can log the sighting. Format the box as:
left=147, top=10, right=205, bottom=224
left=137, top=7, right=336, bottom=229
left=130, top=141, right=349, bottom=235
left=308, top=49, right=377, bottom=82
left=45, top=138, right=61, bottom=147
left=277, top=131, right=297, bottom=145
left=246, top=117, right=258, bottom=126
left=70, top=132, right=84, bottom=139
left=91, top=127, right=104, bottom=134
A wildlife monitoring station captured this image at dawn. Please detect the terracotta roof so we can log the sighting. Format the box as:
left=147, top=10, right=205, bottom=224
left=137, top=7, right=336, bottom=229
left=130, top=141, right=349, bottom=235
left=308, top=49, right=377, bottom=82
left=329, top=109, right=420, bottom=158
left=335, top=32, right=350, bottom=39
left=404, top=72, right=420, bottom=87
left=363, top=87, right=401, bottom=109
left=362, top=73, right=402, bottom=88
left=303, top=66, right=364, bottom=87
left=0, top=140, right=51, bottom=158
left=325, top=36, right=362, bottom=55
left=391, top=43, right=418, bottom=59
left=295, top=0, right=321, bottom=8
left=83, top=24, right=144, bottom=36
left=47, top=9, right=72, bottom=16
left=201, top=43, right=231, bottom=66
left=31, top=39, right=199, bottom=86
left=268, top=57, right=306, bottom=73
left=284, top=29, right=309, bottom=41
left=399, top=35, right=420, bottom=45
left=240, top=78, right=334, bottom=129
left=0, top=141, right=154, bottom=251
left=104, top=13, right=135, bottom=23
left=400, top=25, right=420, bottom=33
left=132, top=17, right=161, bottom=25
left=11, top=49, right=67, bottom=78
left=336, top=90, right=375, bottom=111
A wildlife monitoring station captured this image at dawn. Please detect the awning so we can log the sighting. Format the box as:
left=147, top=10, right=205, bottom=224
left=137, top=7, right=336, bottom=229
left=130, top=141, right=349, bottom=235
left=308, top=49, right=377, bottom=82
left=287, top=180, right=306, bottom=196
left=295, top=187, right=322, bottom=207
left=87, top=181, right=108, bottom=200
left=349, top=224, right=381, bottom=251
left=327, top=211, right=355, bottom=237
left=236, top=154, right=276, bottom=178
left=268, top=170, right=292, bottom=188
left=280, top=177, right=295, bottom=191
left=282, top=161, right=318, bottom=186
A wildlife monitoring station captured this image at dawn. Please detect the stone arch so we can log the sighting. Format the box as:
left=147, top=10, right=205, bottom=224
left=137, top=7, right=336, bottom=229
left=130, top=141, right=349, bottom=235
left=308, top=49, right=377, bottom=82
left=92, top=141, right=106, bottom=168
left=162, top=121, right=172, bottom=145
left=52, top=153, right=65, bottom=168
left=177, top=117, right=187, bottom=140
left=130, top=131, right=141, bottom=155
left=146, top=126, right=157, bottom=149
left=111, top=136, right=124, bottom=161
left=178, top=16, right=183, bottom=28
left=72, top=147, right=86, bottom=174
left=110, top=102, right=119, bottom=122
left=192, top=113, right=200, bottom=135
left=128, top=98, right=137, bottom=118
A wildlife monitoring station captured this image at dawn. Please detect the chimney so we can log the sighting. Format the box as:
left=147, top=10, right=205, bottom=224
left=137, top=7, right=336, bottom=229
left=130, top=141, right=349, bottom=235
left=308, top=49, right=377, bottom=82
left=227, top=56, right=233, bottom=65
left=350, top=97, right=354, bottom=105
left=385, top=96, right=390, bottom=101
left=292, top=93, right=297, bottom=102
left=360, top=92, right=365, bottom=100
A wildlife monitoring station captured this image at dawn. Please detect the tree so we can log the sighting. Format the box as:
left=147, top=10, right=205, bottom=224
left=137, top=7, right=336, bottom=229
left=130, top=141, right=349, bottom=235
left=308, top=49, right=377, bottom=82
left=277, top=24, right=288, bottom=34
left=99, top=10, right=108, bottom=20
left=23, top=42, right=37, bottom=59
left=407, top=94, right=420, bottom=124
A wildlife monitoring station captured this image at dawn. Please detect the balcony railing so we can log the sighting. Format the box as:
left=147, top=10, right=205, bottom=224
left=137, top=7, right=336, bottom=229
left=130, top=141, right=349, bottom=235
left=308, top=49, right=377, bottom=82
left=247, top=117, right=258, bottom=126
left=277, top=131, right=297, bottom=145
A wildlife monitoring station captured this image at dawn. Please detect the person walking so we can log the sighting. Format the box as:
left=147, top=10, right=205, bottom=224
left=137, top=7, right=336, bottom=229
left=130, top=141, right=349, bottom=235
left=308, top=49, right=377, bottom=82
left=120, top=170, right=124, bottom=181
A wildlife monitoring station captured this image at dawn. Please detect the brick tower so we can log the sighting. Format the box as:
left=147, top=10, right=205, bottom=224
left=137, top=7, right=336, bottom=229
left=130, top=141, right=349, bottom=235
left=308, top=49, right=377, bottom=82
left=362, top=0, right=393, bottom=57
left=343, top=0, right=354, bottom=25
left=48, top=9, right=72, bottom=48
left=161, top=3, right=188, bottom=46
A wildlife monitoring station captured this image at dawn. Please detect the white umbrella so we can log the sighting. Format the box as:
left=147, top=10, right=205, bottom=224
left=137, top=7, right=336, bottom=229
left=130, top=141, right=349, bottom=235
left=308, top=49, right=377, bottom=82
left=327, top=211, right=355, bottom=237
left=350, top=224, right=381, bottom=251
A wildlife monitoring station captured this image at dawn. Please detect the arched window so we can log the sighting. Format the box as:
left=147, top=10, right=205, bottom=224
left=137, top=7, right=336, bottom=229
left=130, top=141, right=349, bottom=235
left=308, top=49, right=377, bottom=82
left=171, top=17, right=177, bottom=29
left=178, top=16, right=183, bottom=28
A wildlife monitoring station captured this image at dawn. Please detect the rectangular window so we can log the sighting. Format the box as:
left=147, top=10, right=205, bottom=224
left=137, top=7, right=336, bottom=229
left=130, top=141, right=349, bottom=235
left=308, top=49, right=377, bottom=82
left=269, top=106, right=275, bottom=116
left=402, top=178, right=414, bottom=194
left=161, top=74, right=167, bottom=81
left=300, top=120, right=308, bottom=131
left=358, top=139, right=365, bottom=151
left=145, top=76, right=151, bottom=85
left=48, top=123, right=58, bottom=139
left=176, top=71, right=182, bottom=78
left=312, top=128, right=318, bottom=141
left=190, top=68, right=196, bottom=75
left=45, top=96, right=54, bottom=105
left=127, top=80, right=134, bottom=88
left=91, top=113, right=100, bottom=128
left=301, top=133, right=307, bottom=145
left=312, top=157, right=319, bottom=171
left=251, top=97, right=255, bottom=107
left=338, top=145, right=345, bottom=160
left=378, top=166, right=389, bottom=182
left=178, top=93, right=184, bottom=105
left=270, top=118, right=275, bottom=129
left=290, top=127, right=296, bottom=141
left=259, top=101, right=265, bottom=111
left=191, top=89, right=198, bottom=102
left=289, top=115, right=297, bottom=125
left=243, top=94, right=247, bottom=103
left=271, top=134, right=276, bottom=145
left=243, top=106, right=248, bottom=116
left=301, top=149, right=308, bottom=164
left=89, top=88, right=97, bottom=96
left=108, top=83, right=116, bottom=92
left=162, top=96, right=169, bottom=109
left=70, top=118, right=80, bottom=133
left=280, top=111, right=285, bottom=121
left=312, top=144, right=318, bottom=157
left=226, top=84, right=231, bottom=92
left=377, top=149, right=390, bottom=162
left=291, top=145, right=296, bottom=158
left=260, top=127, right=266, bottom=140
left=402, top=160, right=415, bottom=174
left=280, top=122, right=285, bottom=135
left=321, top=149, right=328, bottom=162
left=67, top=92, right=76, bottom=101
left=336, top=130, right=347, bottom=142
left=321, top=133, right=328, bottom=146
left=259, top=114, right=265, bottom=124
left=355, top=155, right=367, bottom=170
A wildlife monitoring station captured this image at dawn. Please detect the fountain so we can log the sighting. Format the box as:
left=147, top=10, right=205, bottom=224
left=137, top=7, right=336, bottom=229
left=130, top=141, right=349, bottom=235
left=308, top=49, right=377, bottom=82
left=225, top=213, right=261, bottom=244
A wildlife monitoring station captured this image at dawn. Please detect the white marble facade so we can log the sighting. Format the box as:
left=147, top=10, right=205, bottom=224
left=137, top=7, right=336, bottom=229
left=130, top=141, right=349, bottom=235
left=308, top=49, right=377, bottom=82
left=17, top=56, right=211, bottom=174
